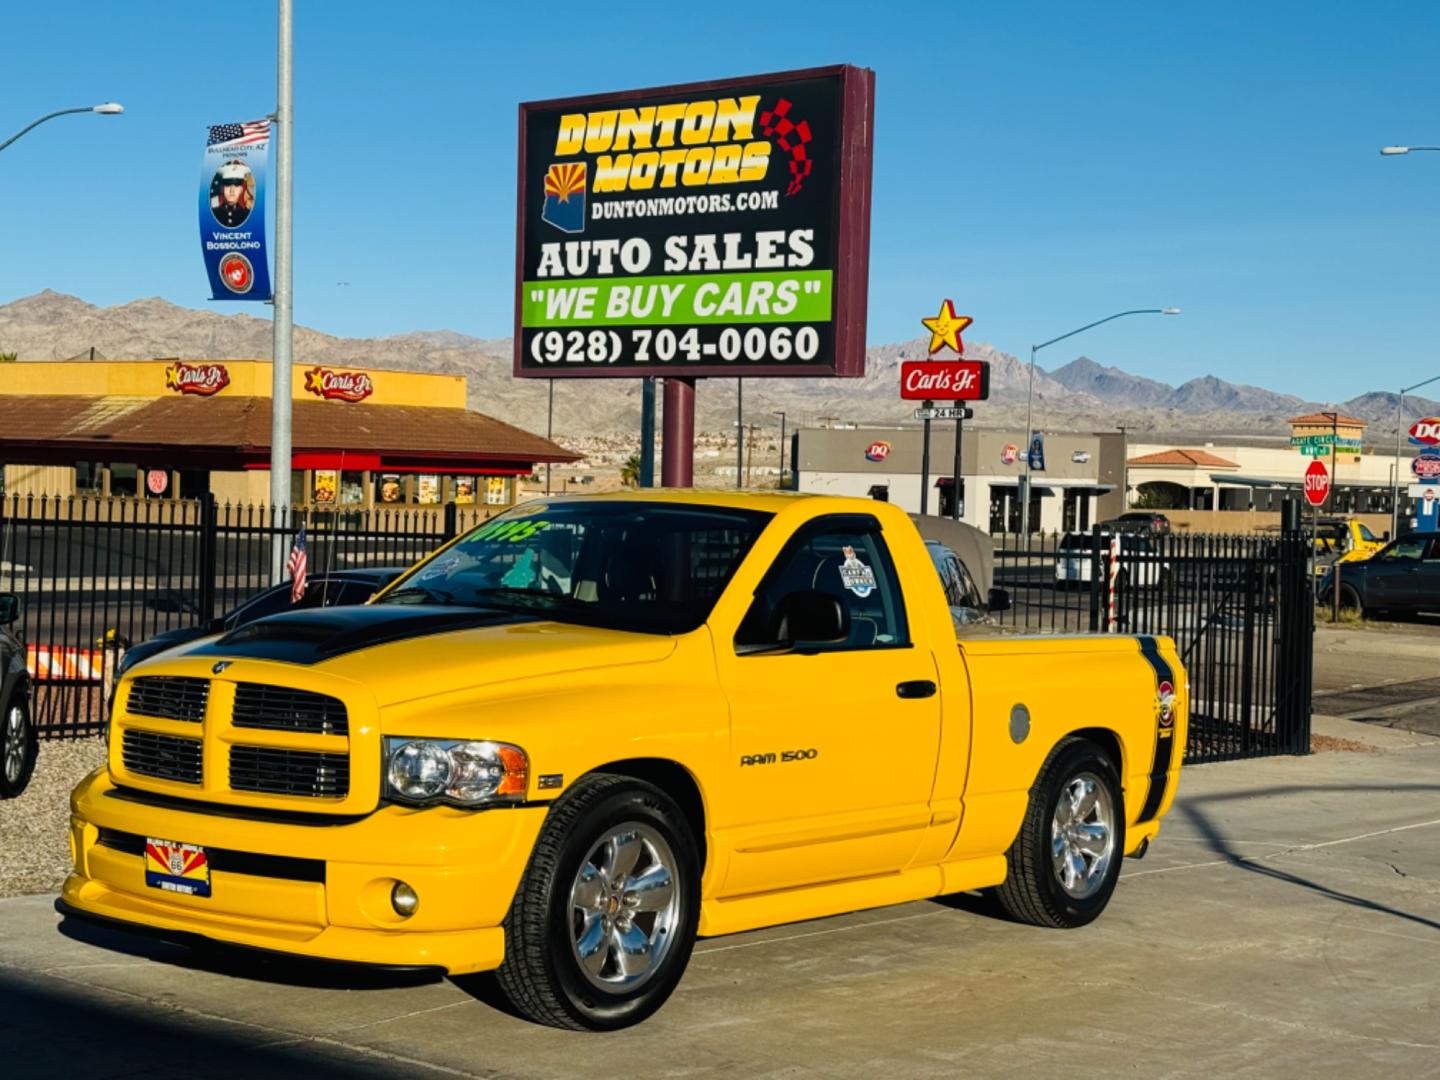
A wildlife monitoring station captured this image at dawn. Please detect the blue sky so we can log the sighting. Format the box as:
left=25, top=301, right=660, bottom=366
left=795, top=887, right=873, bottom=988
left=2, top=1, right=1438, bottom=400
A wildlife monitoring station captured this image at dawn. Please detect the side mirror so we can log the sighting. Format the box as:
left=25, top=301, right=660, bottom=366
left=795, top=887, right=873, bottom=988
left=206, top=616, right=226, bottom=634
left=987, top=587, right=1011, bottom=613
left=1383, top=531, right=1391, bottom=542
left=0, top=594, right=19, bottom=625
left=771, top=589, right=849, bottom=648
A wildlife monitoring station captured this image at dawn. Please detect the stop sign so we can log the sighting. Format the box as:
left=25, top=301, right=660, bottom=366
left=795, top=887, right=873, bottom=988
left=1303, top=459, right=1331, bottom=507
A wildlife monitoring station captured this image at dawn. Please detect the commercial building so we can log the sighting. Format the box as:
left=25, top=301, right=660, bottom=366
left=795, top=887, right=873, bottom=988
left=0, top=360, right=577, bottom=508
left=793, top=426, right=1126, bottom=533
left=796, top=416, right=1431, bottom=535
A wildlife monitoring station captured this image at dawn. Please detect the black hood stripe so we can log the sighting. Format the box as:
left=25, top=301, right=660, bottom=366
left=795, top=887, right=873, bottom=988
left=188, top=605, right=540, bottom=666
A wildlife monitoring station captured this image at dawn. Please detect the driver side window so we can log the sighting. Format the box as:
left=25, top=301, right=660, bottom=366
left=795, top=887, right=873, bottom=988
left=735, top=517, right=909, bottom=652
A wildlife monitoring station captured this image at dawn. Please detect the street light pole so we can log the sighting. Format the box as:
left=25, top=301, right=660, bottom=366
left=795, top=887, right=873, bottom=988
left=269, top=0, right=294, bottom=581
left=1020, top=308, right=1180, bottom=542
left=0, top=102, right=123, bottom=155
left=1393, top=373, right=1440, bottom=536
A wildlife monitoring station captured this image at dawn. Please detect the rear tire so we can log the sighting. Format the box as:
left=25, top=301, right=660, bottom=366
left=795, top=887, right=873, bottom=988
left=991, top=738, right=1125, bottom=929
left=495, top=774, right=699, bottom=1030
left=0, top=693, right=37, bottom=800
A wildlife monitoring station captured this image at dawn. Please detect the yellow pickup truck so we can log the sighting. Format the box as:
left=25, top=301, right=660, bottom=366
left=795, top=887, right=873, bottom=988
left=64, top=492, right=1187, bottom=1030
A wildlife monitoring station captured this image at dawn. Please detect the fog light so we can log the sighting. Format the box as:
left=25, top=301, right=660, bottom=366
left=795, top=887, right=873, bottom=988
left=391, top=881, right=419, bottom=917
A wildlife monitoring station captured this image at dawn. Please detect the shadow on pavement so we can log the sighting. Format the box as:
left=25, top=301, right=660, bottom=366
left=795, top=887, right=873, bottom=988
left=1175, top=788, right=1440, bottom=935
left=56, top=911, right=442, bottom=992
left=0, top=970, right=403, bottom=1078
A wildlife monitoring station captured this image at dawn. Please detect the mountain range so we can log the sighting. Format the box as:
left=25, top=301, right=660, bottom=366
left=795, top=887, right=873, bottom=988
left=1, top=290, right=1435, bottom=444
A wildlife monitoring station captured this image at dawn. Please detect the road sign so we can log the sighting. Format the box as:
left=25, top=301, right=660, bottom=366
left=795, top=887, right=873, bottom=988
left=1303, top=459, right=1330, bottom=507
left=1298, top=445, right=1329, bottom=456
left=913, top=406, right=974, bottom=421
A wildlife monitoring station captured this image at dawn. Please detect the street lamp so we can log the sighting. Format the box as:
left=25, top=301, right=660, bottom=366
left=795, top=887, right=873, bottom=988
left=1021, top=308, right=1180, bottom=540
left=0, top=102, right=124, bottom=154
left=1392, top=373, right=1440, bottom=537
left=1379, top=144, right=1440, bottom=535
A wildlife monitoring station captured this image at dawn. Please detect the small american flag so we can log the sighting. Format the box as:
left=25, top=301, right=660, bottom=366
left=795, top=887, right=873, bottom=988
left=208, top=119, right=271, bottom=147
left=287, top=525, right=308, bottom=604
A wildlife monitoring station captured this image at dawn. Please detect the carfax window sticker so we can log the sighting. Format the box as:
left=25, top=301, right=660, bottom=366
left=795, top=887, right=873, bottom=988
left=838, top=543, right=876, bottom=598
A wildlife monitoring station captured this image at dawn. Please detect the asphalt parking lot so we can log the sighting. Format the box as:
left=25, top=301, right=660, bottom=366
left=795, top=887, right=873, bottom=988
left=1, top=708, right=1436, bottom=1079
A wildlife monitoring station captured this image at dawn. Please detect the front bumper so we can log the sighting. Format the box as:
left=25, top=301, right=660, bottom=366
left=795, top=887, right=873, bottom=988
left=63, top=768, right=548, bottom=974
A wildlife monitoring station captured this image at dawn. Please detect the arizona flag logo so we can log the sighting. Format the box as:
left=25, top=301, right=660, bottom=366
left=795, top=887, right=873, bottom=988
left=542, top=162, right=587, bottom=234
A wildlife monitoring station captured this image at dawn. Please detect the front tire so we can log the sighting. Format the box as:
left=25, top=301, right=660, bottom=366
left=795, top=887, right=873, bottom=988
left=992, top=737, right=1125, bottom=928
left=495, top=774, right=700, bottom=1030
left=0, top=693, right=37, bottom=799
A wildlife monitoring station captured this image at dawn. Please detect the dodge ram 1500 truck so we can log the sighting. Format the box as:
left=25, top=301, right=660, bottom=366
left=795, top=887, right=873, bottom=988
left=64, top=492, right=1187, bottom=1030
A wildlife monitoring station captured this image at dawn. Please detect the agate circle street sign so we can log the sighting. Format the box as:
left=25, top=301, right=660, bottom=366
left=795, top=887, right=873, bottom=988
left=1304, top=459, right=1331, bottom=507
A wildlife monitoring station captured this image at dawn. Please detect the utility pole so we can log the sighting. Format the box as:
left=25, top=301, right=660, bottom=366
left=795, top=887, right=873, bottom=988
left=744, top=423, right=757, bottom=488
left=545, top=378, right=555, bottom=494
left=951, top=410, right=966, bottom=521
left=773, top=411, right=787, bottom=490
left=269, top=0, right=295, bottom=581
left=639, top=377, right=655, bottom=487
left=735, top=378, right=744, bottom=489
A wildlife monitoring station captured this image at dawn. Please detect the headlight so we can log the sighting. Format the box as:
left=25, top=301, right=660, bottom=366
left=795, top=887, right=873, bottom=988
left=382, top=737, right=529, bottom=807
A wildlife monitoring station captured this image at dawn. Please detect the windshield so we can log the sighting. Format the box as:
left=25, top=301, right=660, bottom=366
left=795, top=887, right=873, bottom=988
left=378, top=501, right=771, bottom=635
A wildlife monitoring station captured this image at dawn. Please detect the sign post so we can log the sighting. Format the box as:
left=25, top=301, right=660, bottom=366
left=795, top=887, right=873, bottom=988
left=515, top=65, right=876, bottom=486
left=1304, top=458, right=1333, bottom=620
left=919, top=399, right=932, bottom=515
left=904, top=300, right=984, bottom=517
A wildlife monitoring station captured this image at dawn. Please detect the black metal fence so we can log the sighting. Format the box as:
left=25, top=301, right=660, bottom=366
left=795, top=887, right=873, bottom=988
left=990, top=505, right=1313, bottom=764
left=1, top=494, right=495, bottom=738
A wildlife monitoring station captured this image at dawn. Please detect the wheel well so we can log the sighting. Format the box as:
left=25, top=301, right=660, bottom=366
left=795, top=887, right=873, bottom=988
left=1068, top=727, right=1124, bottom=785
left=587, top=758, right=707, bottom=869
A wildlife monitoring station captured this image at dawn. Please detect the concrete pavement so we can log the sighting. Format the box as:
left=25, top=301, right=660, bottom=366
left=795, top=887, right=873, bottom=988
left=2, top=714, right=1438, bottom=1078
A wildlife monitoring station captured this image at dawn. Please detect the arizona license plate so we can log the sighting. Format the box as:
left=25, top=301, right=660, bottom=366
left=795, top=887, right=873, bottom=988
left=144, top=838, right=211, bottom=898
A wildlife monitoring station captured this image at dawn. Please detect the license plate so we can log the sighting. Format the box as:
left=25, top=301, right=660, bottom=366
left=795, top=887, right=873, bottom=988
left=144, top=838, right=211, bottom=898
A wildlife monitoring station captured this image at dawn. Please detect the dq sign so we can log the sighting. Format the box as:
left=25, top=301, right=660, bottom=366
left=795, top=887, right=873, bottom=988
left=1408, top=416, right=1440, bottom=447
left=865, top=440, right=891, bottom=462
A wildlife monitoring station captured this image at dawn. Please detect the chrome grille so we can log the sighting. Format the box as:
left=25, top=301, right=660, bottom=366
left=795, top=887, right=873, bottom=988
left=127, top=676, right=209, bottom=723
left=229, top=746, right=349, bottom=798
left=122, top=729, right=203, bottom=784
left=232, top=684, right=348, bottom=736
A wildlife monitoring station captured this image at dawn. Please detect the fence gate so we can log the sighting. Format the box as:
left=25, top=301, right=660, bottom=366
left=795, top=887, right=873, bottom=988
left=1, top=494, right=483, bottom=738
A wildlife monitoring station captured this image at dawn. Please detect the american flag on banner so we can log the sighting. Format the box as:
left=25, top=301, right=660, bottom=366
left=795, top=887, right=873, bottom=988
left=208, top=119, right=271, bottom=147
left=288, top=525, right=308, bottom=603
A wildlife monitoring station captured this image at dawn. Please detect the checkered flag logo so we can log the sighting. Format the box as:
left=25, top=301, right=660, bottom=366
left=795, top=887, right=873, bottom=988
left=759, top=98, right=813, bottom=196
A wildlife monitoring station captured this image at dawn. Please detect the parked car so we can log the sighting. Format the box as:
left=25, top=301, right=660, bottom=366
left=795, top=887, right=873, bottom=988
left=0, top=592, right=36, bottom=799
left=64, top=493, right=1187, bottom=1030
left=1102, top=512, right=1172, bottom=535
left=1056, top=530, right=1172, bottom=589
left=115, top=567, right=406, bottom=678
left=1311, top=516, right=1386, bottom=576
left=1319, top=533, right=1440, bottom=616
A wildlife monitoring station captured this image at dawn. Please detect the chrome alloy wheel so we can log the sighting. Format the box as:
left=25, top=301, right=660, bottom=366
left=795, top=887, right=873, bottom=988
left=1051, top=771, right=1115, bottom=899
left=568, top=823, right=681, bottom=991
left=4, top=704, right=27, bottom=785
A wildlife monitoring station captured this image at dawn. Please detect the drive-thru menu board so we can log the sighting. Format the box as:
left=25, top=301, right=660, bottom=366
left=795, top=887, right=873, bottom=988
left=515, top=66, right=874, bottom=378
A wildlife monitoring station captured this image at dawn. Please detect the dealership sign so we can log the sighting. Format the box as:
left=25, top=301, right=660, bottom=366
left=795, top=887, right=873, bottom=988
left=305, top=366, right=375, bottom=403
left=900, top=360, right=991, bottom=401
left=515, top=66, right=875, bottom=378
left=165, top=362, right=230, bottom=396
left=1409, top=417, right=1440, bottom=446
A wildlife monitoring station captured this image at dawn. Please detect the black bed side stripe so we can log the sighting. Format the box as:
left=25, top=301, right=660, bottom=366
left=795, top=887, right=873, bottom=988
left=1136, top=635, right=1176, bottom=824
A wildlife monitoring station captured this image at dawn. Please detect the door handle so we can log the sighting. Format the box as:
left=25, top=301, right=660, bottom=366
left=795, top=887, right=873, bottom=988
left=896, top=680, right=937, bottom=699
